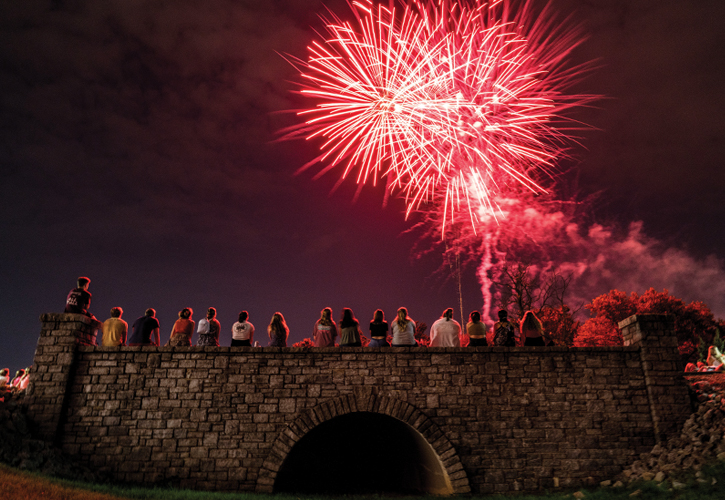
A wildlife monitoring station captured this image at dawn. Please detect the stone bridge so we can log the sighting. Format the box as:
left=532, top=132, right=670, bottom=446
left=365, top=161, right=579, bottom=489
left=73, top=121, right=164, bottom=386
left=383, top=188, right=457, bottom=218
left=24, top=313, right=691, bottom=495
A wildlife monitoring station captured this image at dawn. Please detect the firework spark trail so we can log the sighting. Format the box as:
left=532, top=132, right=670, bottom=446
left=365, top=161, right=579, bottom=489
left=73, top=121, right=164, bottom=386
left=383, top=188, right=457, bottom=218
left=285, top=0, right=596, bottom=232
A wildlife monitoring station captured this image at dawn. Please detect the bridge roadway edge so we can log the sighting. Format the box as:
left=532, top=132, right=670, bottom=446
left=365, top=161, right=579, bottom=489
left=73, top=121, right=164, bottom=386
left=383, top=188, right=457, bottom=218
left=22, top=313, right=691, bottom=495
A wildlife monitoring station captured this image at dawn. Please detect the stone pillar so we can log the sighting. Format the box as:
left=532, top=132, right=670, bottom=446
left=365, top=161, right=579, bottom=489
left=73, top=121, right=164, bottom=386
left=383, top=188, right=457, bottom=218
left=24, top=313, right=101, bottom=443
left=619, top=314, right=691, bottom=441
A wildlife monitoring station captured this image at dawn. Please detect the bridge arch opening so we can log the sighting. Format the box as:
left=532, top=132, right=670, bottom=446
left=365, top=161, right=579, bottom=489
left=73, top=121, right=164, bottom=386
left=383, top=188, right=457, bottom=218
left=273, top=411, right=453, bottom=495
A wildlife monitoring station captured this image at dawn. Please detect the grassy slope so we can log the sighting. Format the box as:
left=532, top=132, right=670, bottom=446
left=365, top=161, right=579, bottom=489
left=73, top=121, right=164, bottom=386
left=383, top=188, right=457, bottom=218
left=3, top=462, right=725, bottom=500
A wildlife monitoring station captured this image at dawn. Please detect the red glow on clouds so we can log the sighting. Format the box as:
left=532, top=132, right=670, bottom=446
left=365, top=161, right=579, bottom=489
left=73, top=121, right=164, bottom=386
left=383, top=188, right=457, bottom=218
left=285, top=0, right=595, bottom=232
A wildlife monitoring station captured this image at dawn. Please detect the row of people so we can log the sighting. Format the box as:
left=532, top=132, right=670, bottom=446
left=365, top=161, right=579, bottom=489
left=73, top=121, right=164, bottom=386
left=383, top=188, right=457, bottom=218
left=66, top=276, right=553, bottom=348
left=0, top=367, right=31, bottom=402
left=98, top=304, right=552, bottom=348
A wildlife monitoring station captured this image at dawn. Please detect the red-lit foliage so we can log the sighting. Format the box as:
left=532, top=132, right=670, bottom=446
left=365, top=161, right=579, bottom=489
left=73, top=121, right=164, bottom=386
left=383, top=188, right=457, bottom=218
left=292, top=338, right=316, bottom=348
left=536, top=305, right=579, bottom=347
left=575, top=288, right=723, bottom=360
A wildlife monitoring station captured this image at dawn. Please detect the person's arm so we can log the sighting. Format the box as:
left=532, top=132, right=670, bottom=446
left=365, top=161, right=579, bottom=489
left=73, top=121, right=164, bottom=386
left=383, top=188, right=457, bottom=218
left=153, top=327, right=160, bottom=346
left=249, top=324, right=254, bottom=344
left=122, top=323, right=127, bottom=346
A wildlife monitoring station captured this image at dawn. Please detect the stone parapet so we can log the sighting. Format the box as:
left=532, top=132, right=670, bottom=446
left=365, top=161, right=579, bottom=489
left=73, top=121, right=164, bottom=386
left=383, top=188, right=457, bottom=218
left=20, top=313, right=693, bottom=494
left=24, top=313, right=102, bottom=443
left=619, top=314, right=692, bottom=441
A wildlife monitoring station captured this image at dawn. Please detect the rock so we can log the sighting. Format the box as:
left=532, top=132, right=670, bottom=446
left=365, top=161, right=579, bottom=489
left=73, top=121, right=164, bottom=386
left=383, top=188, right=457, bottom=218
left=613, top=481, right=624, bottom=488
left=600, top=480, right=611, bottom=487
left=654, top=471, right=665, bottom=482
left=717, top=452, right=725, bottom=461
left=629, top=489, right=642, bottom=497
left=640, top=472, right=654, bottom=481
left=672, top=481, right=686, bottom=489
left=572, top=491, right=585, bottom=499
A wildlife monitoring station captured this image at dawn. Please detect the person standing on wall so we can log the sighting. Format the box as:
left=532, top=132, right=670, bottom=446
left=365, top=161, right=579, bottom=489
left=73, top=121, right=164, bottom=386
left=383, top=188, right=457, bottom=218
left=129, top=308, right=160, bottom=346
left=102, top=307, right=128, bottom=346
left=64, top=276, right=95, bottom=319
left=197, top=307, right=221, bottom=346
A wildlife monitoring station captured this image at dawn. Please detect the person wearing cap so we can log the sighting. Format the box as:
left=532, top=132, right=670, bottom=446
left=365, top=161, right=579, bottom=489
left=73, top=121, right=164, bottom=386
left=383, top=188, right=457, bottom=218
left=197, top=307, right=221, bottom=347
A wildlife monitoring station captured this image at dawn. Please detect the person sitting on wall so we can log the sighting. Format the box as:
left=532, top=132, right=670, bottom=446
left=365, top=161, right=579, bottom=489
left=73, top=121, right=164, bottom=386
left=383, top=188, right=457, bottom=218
left=466, top=311, right=488, bottom=347
left=391, top=307, right=417, bottom=347
left=102, top=307, right=128, bottom=346
left=313, top=307, right=337, bottom=347
left=231, top=310, right=255, bottom=347
left=64, top=276, right=96, bottom=319
left=520, top=310, right=552, bottom=346
left=268, top=312, right=289, bottom=347
left=493, top=309, right=517, bottom=347
left=0, top=368, right=9, bottom=388
left=197, top=308, right=221, bottom=347
left=705, top=346, right=725, bottom=371
left=429, top=308, right=461, bottom=347
left=368, top=309, right=389, bottom=348
left=129, top=308, right=160, bottom=346
left=167, top=308, right=195, bottom=346
left=339, top=308, right=363, bottom=347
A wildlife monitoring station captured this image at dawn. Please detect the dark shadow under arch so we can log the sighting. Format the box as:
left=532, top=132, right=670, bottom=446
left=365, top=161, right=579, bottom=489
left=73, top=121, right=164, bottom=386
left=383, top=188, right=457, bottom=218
left=273, top=411, right=453, bottom=495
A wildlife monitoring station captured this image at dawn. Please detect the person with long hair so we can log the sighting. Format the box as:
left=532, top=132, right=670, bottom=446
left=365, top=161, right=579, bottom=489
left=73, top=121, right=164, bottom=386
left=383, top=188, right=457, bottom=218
left=268, top=312, right=289, bottom=347
left=339, top=308, right=362, bottom=347
left=313, top=307, right=337, bottom=347
left=392, top=307, right=417, bottom=347
left=231, top=311, right=255, bottom=347
left=167, top=307, right=195, bottom=346
left=369, top=309, right=389, bottom=347
left=466, top=311, right=487, bottom=347
left=430, top=308, right=461, bottom=347
left=520, top=310, right=551, bottom=346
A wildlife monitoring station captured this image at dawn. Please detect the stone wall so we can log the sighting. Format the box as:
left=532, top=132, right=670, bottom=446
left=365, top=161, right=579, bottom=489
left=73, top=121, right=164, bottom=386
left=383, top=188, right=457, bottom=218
left=23, top=313, right=692, bottom=495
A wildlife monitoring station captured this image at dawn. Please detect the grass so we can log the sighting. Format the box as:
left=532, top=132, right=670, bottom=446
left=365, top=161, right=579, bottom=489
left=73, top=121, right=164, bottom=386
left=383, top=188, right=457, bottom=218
left=3, top=461, right=725, bottom=500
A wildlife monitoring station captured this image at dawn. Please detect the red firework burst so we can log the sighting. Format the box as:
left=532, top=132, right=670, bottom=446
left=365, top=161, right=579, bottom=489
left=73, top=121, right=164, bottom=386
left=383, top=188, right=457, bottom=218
left=284, top=0, right=595, bottom=232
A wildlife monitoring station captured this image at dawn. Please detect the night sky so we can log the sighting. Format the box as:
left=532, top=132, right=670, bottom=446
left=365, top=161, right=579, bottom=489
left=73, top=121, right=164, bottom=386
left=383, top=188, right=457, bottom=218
left=2, top=0, right=724, bottom=373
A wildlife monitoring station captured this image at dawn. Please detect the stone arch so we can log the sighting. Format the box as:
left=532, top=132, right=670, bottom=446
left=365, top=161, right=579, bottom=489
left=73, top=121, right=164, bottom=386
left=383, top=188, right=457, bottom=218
left=256, top=389, right=470, bottom=495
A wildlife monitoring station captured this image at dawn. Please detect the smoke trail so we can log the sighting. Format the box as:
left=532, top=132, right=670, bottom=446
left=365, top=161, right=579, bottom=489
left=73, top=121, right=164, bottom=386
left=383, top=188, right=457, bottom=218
left=425, top=191, right=725, bottom=320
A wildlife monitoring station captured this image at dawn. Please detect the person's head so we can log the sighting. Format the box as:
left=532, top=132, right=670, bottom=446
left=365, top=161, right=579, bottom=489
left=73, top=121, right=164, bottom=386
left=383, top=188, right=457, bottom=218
left=77, top=276, right=90, bottom=289
left=271, top=312, right=288, bottom=329
left=14, top=369, right=25, bottom=378
left=320, top=307, right=332, bottom=322
left=442, top=308, right=454, bottom=321
left=520, top=310, right=542, bottom=332
left=145, top=308, right=156, bottom=317
left=469, top=311, right=481, bottom=323
left=340, top=308, right=357, bottom=327
left=498, top=309, right=508, bottom=321
left=373, top=309, right=384, bottom=323
left=207, top=307, right=216, bottom=319
left=397, top=307, right=408, bottom=321
left=110, top=307, right=123, bottom=318
left=239, top=311, right=249, bottom=322
left=180, top=307, right=193, bottom=319
left=0, top=368, right=8, bottom=377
